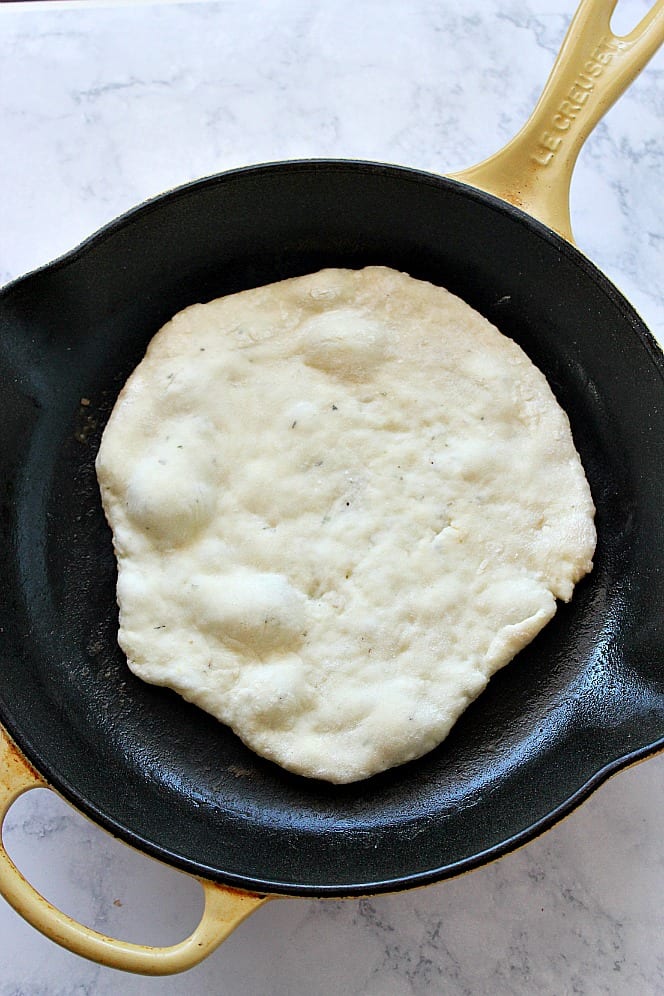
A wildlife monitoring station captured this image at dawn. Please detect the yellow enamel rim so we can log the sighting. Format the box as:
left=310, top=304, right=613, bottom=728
left=1, top=0, right=663, bottom=976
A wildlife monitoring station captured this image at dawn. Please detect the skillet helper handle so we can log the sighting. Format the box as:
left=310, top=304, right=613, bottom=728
left=450, top=0, right=664, bottom=243
left=0, top=726, right=267, bottom=975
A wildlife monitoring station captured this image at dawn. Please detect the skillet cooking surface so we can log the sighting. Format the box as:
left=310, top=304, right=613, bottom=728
left=1, top=162, right=663, bottom=896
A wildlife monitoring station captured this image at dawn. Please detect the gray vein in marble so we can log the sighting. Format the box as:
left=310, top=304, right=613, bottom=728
left=74, top=75, right=183, bottom=102
left=496, top=7, right=567, bottom=57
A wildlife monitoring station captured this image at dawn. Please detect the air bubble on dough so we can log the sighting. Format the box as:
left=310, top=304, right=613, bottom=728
left=125, top=417, right=218, bottom=544
left=300, top=309, right=388, bottom=377
left=190, top=570, right=308, bottom=652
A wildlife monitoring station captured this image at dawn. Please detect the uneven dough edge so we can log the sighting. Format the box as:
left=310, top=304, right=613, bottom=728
left=96, top=266, right=597, bottom=783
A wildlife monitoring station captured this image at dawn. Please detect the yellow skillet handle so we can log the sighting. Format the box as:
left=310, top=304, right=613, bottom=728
left=0, top=725, right=268, bottom=975
left=450, top=0, right=664, bottom=243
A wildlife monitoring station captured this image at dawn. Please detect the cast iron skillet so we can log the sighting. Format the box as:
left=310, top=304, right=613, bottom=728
left=1, top=0, right=663, bottom=975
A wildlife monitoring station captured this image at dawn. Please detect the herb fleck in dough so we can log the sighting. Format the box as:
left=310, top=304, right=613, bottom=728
left=96, top=267, right=596, bottom=783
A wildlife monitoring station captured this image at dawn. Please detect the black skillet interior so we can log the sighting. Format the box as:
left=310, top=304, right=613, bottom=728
left=1, top=161, right=663, bottom=897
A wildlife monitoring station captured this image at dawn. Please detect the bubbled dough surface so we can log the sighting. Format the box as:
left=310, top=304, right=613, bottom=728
left=96, top=267, right=596, bottom=783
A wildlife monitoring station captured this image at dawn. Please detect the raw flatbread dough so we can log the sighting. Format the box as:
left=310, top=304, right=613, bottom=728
left=96, top=267, right=596, bottom=783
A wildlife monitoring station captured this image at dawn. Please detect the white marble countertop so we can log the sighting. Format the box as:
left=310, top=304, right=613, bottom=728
left=1, top=1, right=663, bottom=993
